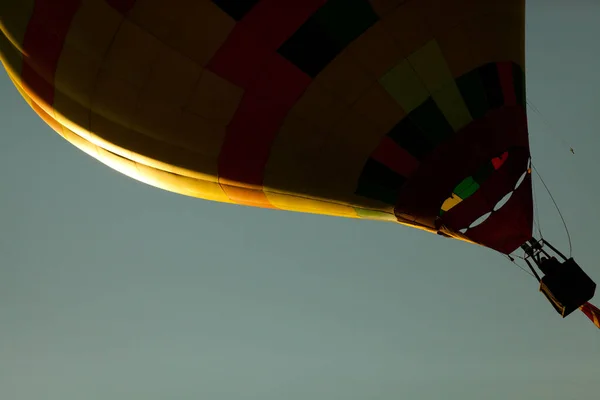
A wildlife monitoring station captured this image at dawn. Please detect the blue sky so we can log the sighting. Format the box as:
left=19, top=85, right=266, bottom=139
left=1, top=2, right=599, bottom=399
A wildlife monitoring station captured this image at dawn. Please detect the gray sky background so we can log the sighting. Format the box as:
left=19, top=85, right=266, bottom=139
left=1, top=2, right=599, bottom=399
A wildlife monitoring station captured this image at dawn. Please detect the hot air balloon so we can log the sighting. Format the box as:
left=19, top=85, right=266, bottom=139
left=1, top=0, right=596, bottom=327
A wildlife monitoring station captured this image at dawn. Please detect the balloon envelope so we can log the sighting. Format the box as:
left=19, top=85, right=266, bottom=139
left=0, top=0, right=532, bottom=253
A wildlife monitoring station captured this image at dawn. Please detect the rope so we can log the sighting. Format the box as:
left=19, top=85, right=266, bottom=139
left=527, top=101, right=571, bottom=150
left=506, top=255, right=536, bottom=279
left=531, top=170, right=543, bottom=239
left=531, top=163, right=573, bottom=257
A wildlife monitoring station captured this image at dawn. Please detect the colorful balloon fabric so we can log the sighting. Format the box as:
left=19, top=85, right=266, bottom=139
left=0, top=0, right=532, bottom=253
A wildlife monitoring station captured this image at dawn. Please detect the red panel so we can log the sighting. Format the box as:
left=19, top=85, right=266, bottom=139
left=209, top=1, right=323, bottom=200
left=497, top=62, right=517, bottom=107
left=21, top=0, right=82, bottom=106
left=104, top=0, right=137, bottom=14
left=242, top=0, right=327, bottom=49
left=208, top=0, right=324, bottom=89
left=248, top=53, right=311, bottom=108
left=217, top=52, right=310, bottom=186
left=394, top=106, right=530, bottom=226
left=441, top=148, right=529, bottom=230
left=580, top=302, right=600, bottom=329
left=464, top=174, right=534, bottom=254
left=207, top=24, right=273, bottom=90
left=218, top=93, right=295, bottom=187
left=492, top=151, right=508, bottom=169
left=371, top=137, right=420, bottom=177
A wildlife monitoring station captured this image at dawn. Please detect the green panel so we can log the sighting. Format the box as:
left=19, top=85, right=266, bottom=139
left=315, top=0, right=378, bottom=49
left=454, top=176, right=480, bottom=199
left=379, top=60, right=430, bottom=113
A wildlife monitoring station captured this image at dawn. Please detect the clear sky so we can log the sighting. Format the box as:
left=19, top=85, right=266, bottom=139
left=1, top=2, right=599, bottom=399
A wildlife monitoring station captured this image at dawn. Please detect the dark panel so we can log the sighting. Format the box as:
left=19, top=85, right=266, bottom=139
left=456, top=69, right=489, bottom=120
left=355, top=159, right=407, bottom=205
left=315, top=0, right=378, bottom=48
left=212, top=0, right=261, bottom=21
left=479, top=63, right=504, bottom=110
left=473, top=162, right=495, bottom=185
left=408, top=98, right=454, bottom=146
left=512, top=62, right=526, bottom=107
left=277, top=17, right=341, bottom=78
left=387, top=117, right=435, bottom=160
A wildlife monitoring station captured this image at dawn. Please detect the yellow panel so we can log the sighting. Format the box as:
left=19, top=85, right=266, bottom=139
left=426, top=0, right=481, bottom=34
left=313, top=110, right=386, bottom=199
left=53, top=88, right=92, bottom=134
left=464, top=10, right=525, bottom=68
left=264, top=150, right=324, bottom=198
left=267, top=113, right=327, bottom=160
left=101, top=19, right=161, bottom=89
left=131, top=100, right=226, bottom=164
left=184, top=69, right=244, bottom=124
left=168, top=1, right=235, bottom=67
left=435, top=24, right=475, bottom=78
left=141, top=44, right=202, bottom=109
left=441, top=193, right=463, bottom=211
left=88, top=111, right=143, bottom=160
left=57, top=121, right=107, bottom=159
left=314, top=47, right=376, bottom=106
left=432, top=83, right=473, bottom=132
left=94, top=145, right=144, bottom=182
left=67, top=0, right=123, bottom=63
left=55, top=44, right=101, bottom=111
left=265, top=106, right=390, bottom=208
left=264, top=112, right=329, bottom=199
left=379, top=59, right=429, bottom=113
left=128, top=0, right=193, bottom=42
left=355, top=207, right=397, bottom=221
left=381, top=0, right=434, bottom=57
left=67, top=124, right=231, bottom=203
left=5, top=68, right=33, bottom=108
left=133, top=162, right=231, bottom=202
left=368, top=0, right=407, bottom=18
left=131, top=100, right=184, bottom=145
left=175, top=111, right=227, bottom=159
left=89, top=112, right=220, bottom=183
left=91, top=71, right=141, bottom=129
left=288, top=82, right=347, bottom=134
left=408, top=40, right=454, bottom=93
left=352, top=82, right=406, bottom=134
left=264, top=191, right=359, bottom=218
left=0, top=0, right=34, bottom=80
left=345, top=21, right=403, bottom=78
left=0, top=39, right=22, bottom=86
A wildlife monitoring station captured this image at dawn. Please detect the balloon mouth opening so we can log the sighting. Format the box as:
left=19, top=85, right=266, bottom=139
left=436, top=150, right=531, bottom=235
left=457, top=158, right=531, bottom=234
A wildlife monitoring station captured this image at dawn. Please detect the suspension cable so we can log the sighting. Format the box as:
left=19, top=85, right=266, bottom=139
left=531, top=163, right=573, bottom=257
left=506, top=255, right=536, bottom=279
